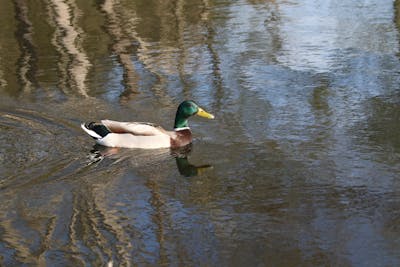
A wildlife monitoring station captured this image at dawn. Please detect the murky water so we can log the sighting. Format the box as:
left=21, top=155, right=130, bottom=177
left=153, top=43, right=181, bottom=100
left=1, top=0, right=400, bottom=266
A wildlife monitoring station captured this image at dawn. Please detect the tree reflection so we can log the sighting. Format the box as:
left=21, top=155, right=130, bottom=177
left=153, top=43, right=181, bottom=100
left=14, top=0, right=37, bottom=93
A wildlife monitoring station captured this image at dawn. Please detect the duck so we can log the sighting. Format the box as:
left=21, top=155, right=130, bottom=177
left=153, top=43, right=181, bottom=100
left=81, top=100, right=214, bottom=149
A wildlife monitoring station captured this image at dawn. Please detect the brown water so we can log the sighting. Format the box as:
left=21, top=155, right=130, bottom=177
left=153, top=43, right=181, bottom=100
left=1, top=0, right=400, bottom=266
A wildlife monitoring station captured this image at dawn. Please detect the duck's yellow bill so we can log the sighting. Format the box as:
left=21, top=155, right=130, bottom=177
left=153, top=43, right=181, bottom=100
left=197, top=107, right=215, bottom=119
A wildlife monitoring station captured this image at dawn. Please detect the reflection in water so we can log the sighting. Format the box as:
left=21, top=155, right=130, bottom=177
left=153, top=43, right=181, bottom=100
left=89, top=144, right=212, bottom=177
left=14, top=0, right=37, bottom=93
left=175, top=157, right=212, bottom=177
left=102, top=0, right=140, bottom=101
left=46, top=0, right=90, bottom=96
left=2, top=0, right=400, bottom=265
left=171, top=144, right=213, bottom=177
left=0, top=68, right=5, bottom=88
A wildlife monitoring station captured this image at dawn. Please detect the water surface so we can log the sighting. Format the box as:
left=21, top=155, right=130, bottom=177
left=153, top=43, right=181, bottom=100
left=1, top=0, right=400, bottom=266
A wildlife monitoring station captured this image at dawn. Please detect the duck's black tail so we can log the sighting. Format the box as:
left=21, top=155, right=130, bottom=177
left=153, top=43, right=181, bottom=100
left=81, top=122, right=111, bottom=139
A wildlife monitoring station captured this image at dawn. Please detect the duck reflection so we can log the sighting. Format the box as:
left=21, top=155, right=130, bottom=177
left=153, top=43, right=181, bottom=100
left=88, top=144, right=212, bottom=177
left=170, top=144, right=213, bottom=177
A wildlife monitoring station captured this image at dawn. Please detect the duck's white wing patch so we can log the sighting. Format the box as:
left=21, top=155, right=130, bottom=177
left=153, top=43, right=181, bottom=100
left=101, top=120, right=165, bottom=136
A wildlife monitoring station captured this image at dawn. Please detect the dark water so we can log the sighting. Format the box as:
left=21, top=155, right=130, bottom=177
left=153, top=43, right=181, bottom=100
left=1, top=0, right=400, bottom=266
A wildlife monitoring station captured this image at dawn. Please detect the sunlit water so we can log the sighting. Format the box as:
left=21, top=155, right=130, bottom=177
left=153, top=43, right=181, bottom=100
left=1, top=0, right=400, bottom=266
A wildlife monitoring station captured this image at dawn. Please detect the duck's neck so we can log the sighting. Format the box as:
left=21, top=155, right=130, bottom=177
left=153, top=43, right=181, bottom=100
left=174, top=115, right=189, bottom=130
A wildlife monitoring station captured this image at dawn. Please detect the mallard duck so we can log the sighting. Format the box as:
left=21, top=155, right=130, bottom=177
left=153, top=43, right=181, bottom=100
left=81, top=100, right=214, bottom=149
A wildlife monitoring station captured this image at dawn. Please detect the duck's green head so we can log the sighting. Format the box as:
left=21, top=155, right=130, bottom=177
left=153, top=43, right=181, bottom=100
left=174, top=100, right=214, bottom=129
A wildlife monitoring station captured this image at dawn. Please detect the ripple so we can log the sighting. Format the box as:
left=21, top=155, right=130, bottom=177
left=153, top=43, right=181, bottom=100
left=0, top=104, right=84, bottom=185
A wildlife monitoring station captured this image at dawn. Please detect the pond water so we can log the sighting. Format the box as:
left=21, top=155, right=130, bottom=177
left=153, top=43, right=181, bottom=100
left=1, top=0, right=400, bottom=266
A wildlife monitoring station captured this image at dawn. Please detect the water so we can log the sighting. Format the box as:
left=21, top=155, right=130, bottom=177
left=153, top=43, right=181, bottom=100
left=1, top=0, right=400, bottom=266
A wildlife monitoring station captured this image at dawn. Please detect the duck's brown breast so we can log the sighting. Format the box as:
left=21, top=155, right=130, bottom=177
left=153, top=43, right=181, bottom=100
left=170, top=129, right=192, bottom=148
